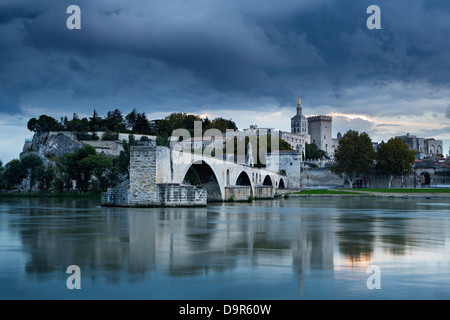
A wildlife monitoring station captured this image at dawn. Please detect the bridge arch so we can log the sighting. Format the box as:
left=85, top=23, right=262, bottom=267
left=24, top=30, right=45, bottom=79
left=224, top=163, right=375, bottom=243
left=235, top=171, right=252, bottom=187
left=278, top=177, right=286, bottom=189
left=263, top=175, right=273, bottom=186
left=420, top=172, right=431, bottom=186
left=181, top=160, right=223, bottom=201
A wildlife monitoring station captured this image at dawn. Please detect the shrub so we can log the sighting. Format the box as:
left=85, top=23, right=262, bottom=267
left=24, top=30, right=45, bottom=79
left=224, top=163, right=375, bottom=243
left=102, top=131, right=119, bottom=141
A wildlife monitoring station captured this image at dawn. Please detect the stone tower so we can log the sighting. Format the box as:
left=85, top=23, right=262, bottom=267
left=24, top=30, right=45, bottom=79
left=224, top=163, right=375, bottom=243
left=307, top=115, right=333, bottom=155
left=291, top=98, right=308, bottom=135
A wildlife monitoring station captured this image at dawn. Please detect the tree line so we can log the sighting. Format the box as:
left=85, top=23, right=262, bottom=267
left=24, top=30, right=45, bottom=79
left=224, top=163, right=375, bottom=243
left=27, top=109, right=239, bottom=138
left=0, top=145, right=120, bottom=194
left=331, top=130, right=416, bottom=188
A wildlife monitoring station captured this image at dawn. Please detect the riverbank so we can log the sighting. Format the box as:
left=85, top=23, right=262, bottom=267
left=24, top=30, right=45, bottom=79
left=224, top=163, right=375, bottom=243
left=287, top=188, right=450, bottom=199
left=0, top=191, right=102, bottom=198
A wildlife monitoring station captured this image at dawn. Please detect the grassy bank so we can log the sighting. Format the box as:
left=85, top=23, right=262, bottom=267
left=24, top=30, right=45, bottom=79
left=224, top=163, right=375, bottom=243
left=347, top=188, right=450, bottom=193
left=290, top=189, right=362, bottom=195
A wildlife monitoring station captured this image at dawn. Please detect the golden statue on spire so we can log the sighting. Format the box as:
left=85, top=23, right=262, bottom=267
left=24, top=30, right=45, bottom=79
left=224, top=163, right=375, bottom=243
left=298, top=97, right=301, bottom=107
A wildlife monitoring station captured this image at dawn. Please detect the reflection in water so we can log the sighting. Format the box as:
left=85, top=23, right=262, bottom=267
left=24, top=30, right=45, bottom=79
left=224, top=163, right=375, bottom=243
left=1, top=197, right=450, bottom=299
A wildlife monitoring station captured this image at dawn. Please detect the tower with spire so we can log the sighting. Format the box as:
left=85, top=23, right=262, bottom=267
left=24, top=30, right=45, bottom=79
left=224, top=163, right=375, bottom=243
left=291, top=97, right=308, bottom=135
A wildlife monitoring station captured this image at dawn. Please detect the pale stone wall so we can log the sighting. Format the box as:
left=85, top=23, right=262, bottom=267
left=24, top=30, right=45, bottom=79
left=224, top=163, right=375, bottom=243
left=158, top=184, right=207, bottom=206
left=225, top=186, right=252, bottom=201
left=101, top=181, right=130, bottom=207
left=82, top=140, right=124, bottom=156
left=129, top=145, right=160, bottom=206
left=300, top=168, right=344, bottom=188
left=254, top=186, right=274, bottom=199
left=266, top=151, right=301, bottom=188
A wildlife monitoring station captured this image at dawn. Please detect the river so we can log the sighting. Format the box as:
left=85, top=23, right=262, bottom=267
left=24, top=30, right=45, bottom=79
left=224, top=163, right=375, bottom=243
left=0, top=197, right=449, bottom=300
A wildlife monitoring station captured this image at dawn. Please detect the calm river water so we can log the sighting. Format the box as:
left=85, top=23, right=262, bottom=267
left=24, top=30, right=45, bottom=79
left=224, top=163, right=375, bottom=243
left=0, top=196, right=449, bottom=300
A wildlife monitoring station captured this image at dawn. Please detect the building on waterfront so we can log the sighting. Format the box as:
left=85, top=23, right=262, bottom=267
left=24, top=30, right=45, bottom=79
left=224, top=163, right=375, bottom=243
left=307, top=115, right=340, bottom=158
left=396, top=133, right=443, bottom=158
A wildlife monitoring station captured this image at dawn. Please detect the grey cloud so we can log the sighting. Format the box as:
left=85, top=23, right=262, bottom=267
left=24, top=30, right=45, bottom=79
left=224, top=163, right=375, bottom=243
left=1, top=0, right=450, bottom=118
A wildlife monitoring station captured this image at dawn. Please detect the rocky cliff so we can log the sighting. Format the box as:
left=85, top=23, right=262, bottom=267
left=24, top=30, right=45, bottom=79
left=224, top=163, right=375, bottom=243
left=22, top=132, right=83, bottom=158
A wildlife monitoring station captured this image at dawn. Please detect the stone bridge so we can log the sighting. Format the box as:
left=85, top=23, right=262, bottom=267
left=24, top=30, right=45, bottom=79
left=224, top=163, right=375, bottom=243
left=102, top=144, right=288, bottom=207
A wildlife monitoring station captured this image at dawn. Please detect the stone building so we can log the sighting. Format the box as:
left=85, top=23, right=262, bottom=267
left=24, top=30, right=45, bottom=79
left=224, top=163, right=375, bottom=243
left=306, top=115, right=340, bottom=159
left=396, top=133, right=443, bottom=157
left=266, top=150, right=302, bottom=187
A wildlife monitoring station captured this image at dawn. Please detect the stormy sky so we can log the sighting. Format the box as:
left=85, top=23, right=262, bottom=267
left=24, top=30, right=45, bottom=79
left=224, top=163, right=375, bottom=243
left=1, top=0, right=450, bottom=162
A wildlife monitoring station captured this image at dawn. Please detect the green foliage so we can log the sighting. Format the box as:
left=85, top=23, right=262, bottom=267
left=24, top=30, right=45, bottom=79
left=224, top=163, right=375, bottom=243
left=305, top=142, right=328, bottom=160
left=75, top=132, right=100, bottom=141
left=0, top=161, right=5, bottom=190
left=156, top=132, right=170, bottom=147
left=331, top=130, right=375, bottom=188
left=376, top=137, right=416, bottom=188
left=55, top=145, right=116, bottom=192
left=102, top=131, right=119, bottom=141
left=205, top=117, right=238, bottom=133
left=117, top=135, right=139, bottom=176
left=78, top=154, right=113, bottom=191
left=104, top=109, right=126, bottom=132
left=20, top=152, right=44, bottom=192
left=58, top=145, right=96, bottom=192
left=125, top=109, right=155, bottom=134
left=27, top=115, right=62, bottom=133
left=65, top=113, right=89, bottom=132
left=183, top=167, right=201, bottom=186
left=27, top=110, right=237, bottom=142
left=2, top=159, right=26, bottom=189
left=89, top=109, right=103, bottom=132
left=35, top=163, right=55, bottom=193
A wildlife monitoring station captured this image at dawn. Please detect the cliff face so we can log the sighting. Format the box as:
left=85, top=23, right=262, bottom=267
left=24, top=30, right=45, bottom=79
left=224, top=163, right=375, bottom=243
left=22, top=132, right=83, bottom=158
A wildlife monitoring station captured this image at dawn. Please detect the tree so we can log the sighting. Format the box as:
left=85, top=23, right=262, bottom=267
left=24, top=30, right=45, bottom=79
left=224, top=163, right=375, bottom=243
left=376, top=137, right=416, bottom=188
left=331, top=130, right=375, bottom=188
left=78, top=154, right=113, bottom=191
left=104, top=109, right=126, bottom=132
left=20, top=153, right=44, bottom=192
left=2, top=159, right=26, bottom=190
left=89, top=109, right=103, bottom=132
left=27, top=115, right=62, bottom=133
left=35, top=163, right=55, bottom=193
left=134, top=112, right=151, bottom=134
left=116, top=135, right=139, bottom=176
left=125, top=109, right=137, bottom=132
left=305, top=142, right=328, bottom=160
left=0, top=161, right=4, bottom=190
left=206, top=117, right=238, bottom=133
left=156, top=132, right=170, bottom=147
left=157, top=113, right=202, bottom=137
left=56, top=145, right=97, bottom=193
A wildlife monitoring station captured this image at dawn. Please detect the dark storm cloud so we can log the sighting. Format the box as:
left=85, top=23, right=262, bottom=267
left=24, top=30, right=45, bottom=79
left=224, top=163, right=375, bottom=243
left=1, top=0, right=450, bottom=116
